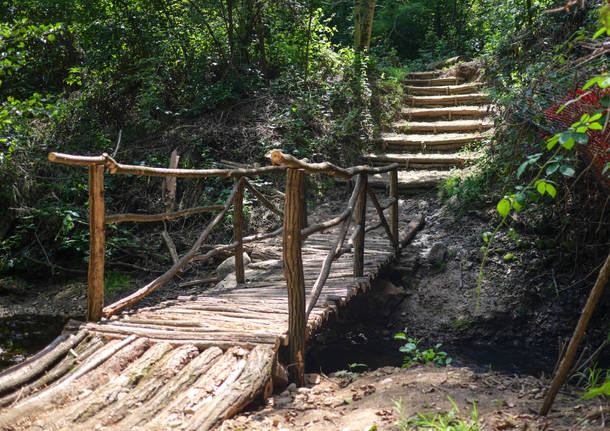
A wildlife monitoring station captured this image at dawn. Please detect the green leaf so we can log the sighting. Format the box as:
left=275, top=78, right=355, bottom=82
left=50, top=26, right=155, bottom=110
left=47, top=33, right=55, bottom=42
left=589, top=122, right=603, bottom=130
left=559, top=165, right=575, bottom=177
left=546, top=135, right=559, bottom=150
left=546, top=164, right=559, bottom=176
left=536, top=181, right=546, bottom=195
left=497, top=198, right=510, bottom=218
left=593, top=27, right=606, bottom=39
left=512, top=199, right=522, bottom=211
left=546, top=183, right=557, bottom=198
left=573, top=133, right=589, bottom=145
left=561, top=138, right=575, bottom=150
left=583, top=76, right=602, bottom=89
left=516, top=161, right=529, bottom=178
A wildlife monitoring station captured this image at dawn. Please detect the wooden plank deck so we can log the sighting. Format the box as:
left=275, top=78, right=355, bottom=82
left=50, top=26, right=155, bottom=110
left=0, top=208, right=415, bottom=431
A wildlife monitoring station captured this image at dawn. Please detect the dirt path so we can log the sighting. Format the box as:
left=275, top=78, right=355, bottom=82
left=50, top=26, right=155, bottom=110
left=222, top=364, right=603, bottom=430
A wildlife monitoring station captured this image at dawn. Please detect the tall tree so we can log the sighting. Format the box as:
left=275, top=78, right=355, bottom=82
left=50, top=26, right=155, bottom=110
left=354, top=0, right=376, bottom=52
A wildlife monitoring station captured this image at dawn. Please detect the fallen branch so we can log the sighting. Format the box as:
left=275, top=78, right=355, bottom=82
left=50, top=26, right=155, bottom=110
left=102, top=183, right=240, bottom=317
left=243, top=179, right=284, bottom=218
left=105, top=205, right=223, bottom=224
left=22, top=255, right=86, bottom=275
left=178, top=277, right=218, bottom=288
left=161, top=230, right=179, bottom=266
left=400, top=214, right=425, bottom=248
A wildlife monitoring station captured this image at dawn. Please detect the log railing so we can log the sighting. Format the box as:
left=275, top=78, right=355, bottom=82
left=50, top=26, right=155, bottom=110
left=48, top=150, right=402, bottom=385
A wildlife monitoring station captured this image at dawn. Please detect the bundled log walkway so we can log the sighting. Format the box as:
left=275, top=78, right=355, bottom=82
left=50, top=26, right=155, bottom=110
left=0, top=151, right=422, bottom=431
left=367, top=58, right=494, bottom=189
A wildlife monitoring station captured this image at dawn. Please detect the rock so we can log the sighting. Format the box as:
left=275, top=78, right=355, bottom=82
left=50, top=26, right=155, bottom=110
left=216, top=253, right=251, bottom=281
left=214, top=273, right=237, bottom=291
left=248, top=259, right=281, bottom=270
left=427, top=243, right=448, bottom=265
left=287, top=382, right=297, bottom=392
left=418, top=200, right=430, bottom=210
left=274, top=395, right=292, bottom=407
left=306, top=373, right=321, bottom=384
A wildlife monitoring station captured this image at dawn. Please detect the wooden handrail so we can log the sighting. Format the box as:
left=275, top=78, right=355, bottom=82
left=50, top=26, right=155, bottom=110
left=266, top=150, right=401, bottom=179
left=304, top=174, right=362, bottom=319
left=367, top=185, right=398, bottom=248
left=48, top=149, right=404, bottom=389
left=49, top=152, right=287, bottom=178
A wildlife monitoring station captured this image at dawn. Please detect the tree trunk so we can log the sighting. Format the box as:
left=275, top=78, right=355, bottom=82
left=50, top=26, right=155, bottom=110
left=353, top=0, right=362, bottom=51
left=359, top=0, right=377, bottom=52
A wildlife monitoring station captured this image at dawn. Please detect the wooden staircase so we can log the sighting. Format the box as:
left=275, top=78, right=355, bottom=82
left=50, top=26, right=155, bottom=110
left=368, top=67, right=493, bottom=189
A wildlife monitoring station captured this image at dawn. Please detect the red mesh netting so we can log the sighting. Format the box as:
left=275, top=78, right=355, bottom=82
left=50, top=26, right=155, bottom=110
left=544, top=88, right=610, bottom=188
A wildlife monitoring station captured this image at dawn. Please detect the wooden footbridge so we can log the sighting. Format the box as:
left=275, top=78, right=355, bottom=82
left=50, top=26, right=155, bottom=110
left=0, top=150, right=422, bottom=430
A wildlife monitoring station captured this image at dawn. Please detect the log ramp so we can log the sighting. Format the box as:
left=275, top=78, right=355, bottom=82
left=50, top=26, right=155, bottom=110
left=0, top=152, right=422, bottom=430
left=367, top=60, right=494, bottom=189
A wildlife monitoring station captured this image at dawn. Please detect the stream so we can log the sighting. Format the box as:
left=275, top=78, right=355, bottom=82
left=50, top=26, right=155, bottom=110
left=0, top=315, right=70, bottom=371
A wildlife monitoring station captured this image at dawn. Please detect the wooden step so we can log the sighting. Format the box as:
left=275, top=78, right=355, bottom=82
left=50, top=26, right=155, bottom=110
left=365, top=152, right=479, bottom=170
left=406, top=83, right=482, bottom=96
left=369, top=170, right=454, bottom=190
left=401, top=106, right=491, bottom=120
left=379, top=131, right=492, bottom=151
left=404, top=77, right=466, bottom=86
left=391, top=119, right=494, bottom=134
left=407, top=93, right=490, bottom=107
left=406, top=70, right=442, bottom=80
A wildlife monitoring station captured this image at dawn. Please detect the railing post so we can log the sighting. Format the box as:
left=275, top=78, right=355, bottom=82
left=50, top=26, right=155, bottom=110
left=354, top=172, right=367, bottom=277
left=300, top=176, right=307, bottom=230
left=283, top=168, right=306, bottom=386
left=87, top=165, right=105, bottom=321
left=390, top=169, right=399, bottom=249
left=234, top=177, right=245, bottom=284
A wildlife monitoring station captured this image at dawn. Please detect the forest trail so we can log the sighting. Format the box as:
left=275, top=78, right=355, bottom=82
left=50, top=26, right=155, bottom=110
left=367, top=66, right=493, bottom=189
left=0, top=203, right=416, bottom=431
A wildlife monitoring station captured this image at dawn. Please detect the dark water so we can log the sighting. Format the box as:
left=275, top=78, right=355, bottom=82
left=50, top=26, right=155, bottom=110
left=0, top=315, right=69, bottom=371
left=307, top=335, right=557, bottom=377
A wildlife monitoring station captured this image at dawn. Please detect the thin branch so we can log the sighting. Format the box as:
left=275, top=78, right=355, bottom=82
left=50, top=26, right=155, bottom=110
left=105, top=205, right=224, bottom=224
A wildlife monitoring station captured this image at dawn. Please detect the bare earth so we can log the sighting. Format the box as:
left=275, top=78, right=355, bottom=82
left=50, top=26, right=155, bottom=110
left=222, top=365, right=607, bottom=430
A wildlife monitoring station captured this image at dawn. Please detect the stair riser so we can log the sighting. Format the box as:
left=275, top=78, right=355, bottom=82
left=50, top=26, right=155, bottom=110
left=369, top=161, right=468, bottom=170
left=370, top=179, right=443, bottom=190
left=384, top=139, right=486, bottom=152
left=403, top=114, right=489, bottom=122
left=393, top=123, right=493, bottom=133
left=404, top=78, right=464, bottom=86
left=401, top=111, right=489, bottom=121
left=407, top=95, right=490, bottom=107
left=406, top=86, right=481, bottom=96
left=406, top=72, right=442, bottom=80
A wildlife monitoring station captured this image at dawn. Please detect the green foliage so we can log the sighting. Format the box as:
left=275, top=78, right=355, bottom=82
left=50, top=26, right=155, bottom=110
left=395, top=396, right=480, bottom=431
left=394, top=331, right=452, bottom=368
left=574, top=365, right=610, bottom=394
left=104, top=270, right=132, bottom=298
